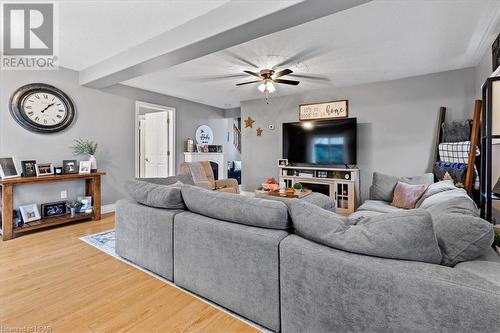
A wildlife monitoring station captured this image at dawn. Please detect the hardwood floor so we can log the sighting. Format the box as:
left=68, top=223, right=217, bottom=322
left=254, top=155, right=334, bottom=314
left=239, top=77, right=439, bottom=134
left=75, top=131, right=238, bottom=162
left=0, top=214, right=259, bottom=333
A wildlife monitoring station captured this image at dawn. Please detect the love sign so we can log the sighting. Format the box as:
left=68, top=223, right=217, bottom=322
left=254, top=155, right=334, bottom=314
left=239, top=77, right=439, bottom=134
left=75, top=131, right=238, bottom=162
left=299, top=100, right=348, bottom=121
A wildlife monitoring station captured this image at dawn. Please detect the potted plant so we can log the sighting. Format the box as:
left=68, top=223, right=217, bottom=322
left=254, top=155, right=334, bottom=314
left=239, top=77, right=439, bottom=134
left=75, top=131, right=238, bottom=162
left=71, top=138, right=98, bottom=172
left=66, top=200, right=81, bottom=217
left=293, top=182, right=303, bottom=195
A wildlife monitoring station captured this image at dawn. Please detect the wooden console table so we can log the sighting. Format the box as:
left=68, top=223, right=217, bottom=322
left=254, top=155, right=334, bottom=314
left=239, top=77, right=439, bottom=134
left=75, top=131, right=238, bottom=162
left=0, top=172, right=105, bottom=241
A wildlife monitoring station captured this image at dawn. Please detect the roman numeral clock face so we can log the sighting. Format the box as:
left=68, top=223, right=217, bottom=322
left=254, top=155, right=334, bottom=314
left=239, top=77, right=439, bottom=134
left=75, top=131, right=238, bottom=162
left=22, top=92, right=67, bottom=126
left=9, top=84, right=75, bottom=133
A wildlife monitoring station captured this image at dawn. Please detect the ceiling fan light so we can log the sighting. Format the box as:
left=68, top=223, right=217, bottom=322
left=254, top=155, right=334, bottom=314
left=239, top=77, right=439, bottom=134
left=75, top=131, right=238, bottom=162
left=266, top=81, right=276, bottom=93
left=257, top=82, right=266, bottom=93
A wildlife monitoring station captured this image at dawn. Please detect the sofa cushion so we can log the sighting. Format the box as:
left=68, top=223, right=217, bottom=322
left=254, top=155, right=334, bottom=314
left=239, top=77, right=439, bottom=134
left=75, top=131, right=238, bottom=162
left=356, top=199, right=404, bottom=214
left=369, top=172, right=434, bottom=202
left=125, top=179, right=185, bottom=209
left=181, top=184, right=289, bottom=230
left=430, top=212, right=494, bottom=266
left=262, top=192, right=336, bottom=212
left=289, top=200, right=442, bottom=263
left=391, top=181, right=427, bottom=209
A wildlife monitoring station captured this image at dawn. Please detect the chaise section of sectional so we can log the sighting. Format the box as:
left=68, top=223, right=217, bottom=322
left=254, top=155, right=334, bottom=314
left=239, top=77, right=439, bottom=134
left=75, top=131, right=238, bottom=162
left=279, top=235, right=500, bottom=333
left=115, top=199, right=185, bottom=281
left=173, top=212, right=289, bottom=332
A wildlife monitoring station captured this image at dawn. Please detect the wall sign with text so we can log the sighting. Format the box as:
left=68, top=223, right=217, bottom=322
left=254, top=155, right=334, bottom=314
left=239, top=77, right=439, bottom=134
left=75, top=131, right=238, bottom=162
left=299, top=100, right=348, bottom=121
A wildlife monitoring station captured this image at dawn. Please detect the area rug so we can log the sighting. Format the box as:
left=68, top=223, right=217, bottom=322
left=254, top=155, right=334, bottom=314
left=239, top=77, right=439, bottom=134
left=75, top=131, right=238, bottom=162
left=80, top=230, right=267, bottom=332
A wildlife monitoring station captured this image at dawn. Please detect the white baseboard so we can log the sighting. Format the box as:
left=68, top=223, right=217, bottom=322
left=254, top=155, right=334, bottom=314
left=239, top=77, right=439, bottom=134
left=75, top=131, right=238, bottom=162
left=102, top=203, right=116, bottom=214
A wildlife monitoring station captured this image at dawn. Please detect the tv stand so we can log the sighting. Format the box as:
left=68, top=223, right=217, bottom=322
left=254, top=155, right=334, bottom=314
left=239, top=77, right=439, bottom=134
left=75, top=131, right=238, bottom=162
left=279, top=165, right=359, bottom=215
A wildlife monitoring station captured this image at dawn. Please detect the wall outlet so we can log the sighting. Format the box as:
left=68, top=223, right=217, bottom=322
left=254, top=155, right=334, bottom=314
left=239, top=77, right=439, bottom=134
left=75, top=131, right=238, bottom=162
left=60, top=190, right=67, bottom=199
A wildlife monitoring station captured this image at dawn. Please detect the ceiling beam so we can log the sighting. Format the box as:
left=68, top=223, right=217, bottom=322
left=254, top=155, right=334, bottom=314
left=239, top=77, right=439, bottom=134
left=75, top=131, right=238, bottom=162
left=79, top=0, right=371, bottom=89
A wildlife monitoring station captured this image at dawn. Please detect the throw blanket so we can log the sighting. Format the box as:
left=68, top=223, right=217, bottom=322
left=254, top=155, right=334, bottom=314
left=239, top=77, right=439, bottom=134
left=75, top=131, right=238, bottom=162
left=438, top=141, right=479, bottom=189
left=182, top=162, right=215, bottom=190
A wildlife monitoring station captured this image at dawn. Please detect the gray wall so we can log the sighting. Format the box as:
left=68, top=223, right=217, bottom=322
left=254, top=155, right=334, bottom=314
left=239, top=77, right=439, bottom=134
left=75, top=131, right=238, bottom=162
left=241, top=67, right=477, bottom=201
left=0, top=67, right=230, bottom=207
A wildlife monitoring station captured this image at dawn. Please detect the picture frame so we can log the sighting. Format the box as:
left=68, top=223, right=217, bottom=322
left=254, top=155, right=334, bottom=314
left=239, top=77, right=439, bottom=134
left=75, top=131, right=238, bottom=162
left=41, top=201, right=67, bottom=218
left=77, top=196, right=93, bottom=213
left=19, top=204, right=41, bottom=223
left=79, top=161, right=91, bottom=174
left=21, top=160, right=37, bottom=177
left=207, top=145, right=223, bottom=153
left=0, top=157, right=20, bottom=179
left=63, top=160, right=78, bottom=174
left=54, top=167, right=63, bottom=175
left=278, top=159, right=288, bottom=167
left=299, top=100, right=348, bottom=121
left=35, top=163, right=54, bottom=176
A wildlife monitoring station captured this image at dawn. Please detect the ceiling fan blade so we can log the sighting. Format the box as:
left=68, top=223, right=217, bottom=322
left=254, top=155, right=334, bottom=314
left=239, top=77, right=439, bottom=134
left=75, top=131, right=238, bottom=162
left=244, top=70, right=261, bottom=79
left=275, top=79, right=300, bottom=86
left=185, top=73, right=249, bottom=82
left=274, top=46, right=329, bottom=68
left=274, top=68, right=293, bottom=79
left=222, top=51, right=259, bottom=69
left=288, top=74, right=330, bottom=82
left=236, top=80, right=261, bottom=86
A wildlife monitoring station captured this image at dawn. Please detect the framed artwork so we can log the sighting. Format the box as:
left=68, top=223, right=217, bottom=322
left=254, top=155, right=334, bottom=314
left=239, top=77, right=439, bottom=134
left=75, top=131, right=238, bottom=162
left=54, top=167, right=63, bottom=175
left=79, top=161, right=91, bottom=174
left=299, top=100, right=348, bottom=121
left=0, top=157, right=20, bottom=179
left=278, top=159, right=288, bottom=167
left=19, top=204, right=41, bottom=222
left=41, top=201, right=67, bottom=218
left=77, top=196, right=92, bottom=213
left=35, top=163, right=54, bottom=176
left=63, top=160, right=78, bottom=174
left=21, top=160, right=37, bottom=177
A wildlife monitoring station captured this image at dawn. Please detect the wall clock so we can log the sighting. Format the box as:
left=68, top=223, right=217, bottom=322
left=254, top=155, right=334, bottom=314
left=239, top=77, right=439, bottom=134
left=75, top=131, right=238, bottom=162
left=9, top=83, right=76, bottom=133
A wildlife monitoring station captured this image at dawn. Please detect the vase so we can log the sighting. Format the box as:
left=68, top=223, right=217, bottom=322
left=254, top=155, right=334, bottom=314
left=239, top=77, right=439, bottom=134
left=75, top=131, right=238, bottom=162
left=294, top=189, right=301, bottom=195
left=70, top=208, right=76, bottom=217
left=89, top=155, right=97, bottom=172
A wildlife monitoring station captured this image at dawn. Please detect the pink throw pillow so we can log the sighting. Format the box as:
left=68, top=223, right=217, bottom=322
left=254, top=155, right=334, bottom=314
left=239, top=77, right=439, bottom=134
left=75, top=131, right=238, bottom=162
left=391, top=181, right=428, bottom=209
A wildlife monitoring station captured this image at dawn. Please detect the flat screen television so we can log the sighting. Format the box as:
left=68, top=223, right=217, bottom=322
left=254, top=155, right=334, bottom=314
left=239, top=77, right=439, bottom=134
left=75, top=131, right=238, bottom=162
left=283, top=118, right=357, bottom=166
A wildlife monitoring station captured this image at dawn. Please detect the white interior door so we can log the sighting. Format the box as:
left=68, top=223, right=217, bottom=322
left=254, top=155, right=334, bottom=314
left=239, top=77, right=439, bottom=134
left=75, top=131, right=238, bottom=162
left=144, top=111, right=169, bottom=177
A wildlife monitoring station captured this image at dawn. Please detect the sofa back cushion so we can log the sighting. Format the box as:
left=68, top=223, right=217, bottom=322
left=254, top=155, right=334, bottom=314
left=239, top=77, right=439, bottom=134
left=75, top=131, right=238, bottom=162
left=125, top=179, right=186, bottom=209
left=369, top=172, right=434, bottom=202
left=429, top=212, right=493, bottom=266
left=181, top=184, right=289, bottom=230
left=290, top=200, right=442, bottom=264
left=137, top=173, right=194, bottom=186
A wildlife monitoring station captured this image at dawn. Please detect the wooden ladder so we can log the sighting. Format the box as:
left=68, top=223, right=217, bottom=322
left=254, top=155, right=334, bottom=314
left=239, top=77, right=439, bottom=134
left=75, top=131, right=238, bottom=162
left=433, top=100, right=482, bottom=194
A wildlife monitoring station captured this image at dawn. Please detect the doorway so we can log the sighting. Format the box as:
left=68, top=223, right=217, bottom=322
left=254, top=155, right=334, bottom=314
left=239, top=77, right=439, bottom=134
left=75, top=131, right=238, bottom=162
left=135, top=101, right=176, bottom=178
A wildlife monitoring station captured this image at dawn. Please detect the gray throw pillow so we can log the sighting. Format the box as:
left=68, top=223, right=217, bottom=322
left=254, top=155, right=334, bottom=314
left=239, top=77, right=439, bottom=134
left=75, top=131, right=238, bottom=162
left=369, top=172, right=434, bottom=202
left=125, top=179, right=185, bottom=209
left=181, top=184, right=289, bottom=230
left=289, top=200, right=442, bottom=264
left=429, top=212, right=493, bottom=266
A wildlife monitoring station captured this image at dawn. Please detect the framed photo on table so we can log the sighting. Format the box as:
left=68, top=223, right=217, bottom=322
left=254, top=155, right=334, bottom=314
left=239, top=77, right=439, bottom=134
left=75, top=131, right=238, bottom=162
left=0, top=157, right=20, bottom=179
left=35, top=163, right=54, bottom=176
left=79, top=161, right=91, bottom=174
left=19, top=203, right=41, bottom=222
left=63, top=160, right=78, bottom=174
left=21, top=160, right=37, bottom=177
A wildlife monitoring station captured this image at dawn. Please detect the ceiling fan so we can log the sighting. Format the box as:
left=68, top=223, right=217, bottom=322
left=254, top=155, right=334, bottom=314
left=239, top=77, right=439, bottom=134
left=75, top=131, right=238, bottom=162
left=235, top=68, right=299, bottom=94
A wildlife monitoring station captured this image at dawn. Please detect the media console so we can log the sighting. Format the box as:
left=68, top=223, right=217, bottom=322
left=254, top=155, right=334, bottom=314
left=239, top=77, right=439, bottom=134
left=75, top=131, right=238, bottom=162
left=279, top=165, right=359, bottom=215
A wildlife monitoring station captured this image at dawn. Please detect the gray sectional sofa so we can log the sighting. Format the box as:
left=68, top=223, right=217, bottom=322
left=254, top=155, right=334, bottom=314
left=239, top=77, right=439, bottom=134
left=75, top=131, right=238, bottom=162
left=115, top=173, right=500, bottom=333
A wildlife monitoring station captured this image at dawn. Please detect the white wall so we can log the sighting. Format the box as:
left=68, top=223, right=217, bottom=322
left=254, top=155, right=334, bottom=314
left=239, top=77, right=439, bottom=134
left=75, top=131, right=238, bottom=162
left=0, top=67, right=229, bottom=207
left=241, top=67, right=477, bottom=201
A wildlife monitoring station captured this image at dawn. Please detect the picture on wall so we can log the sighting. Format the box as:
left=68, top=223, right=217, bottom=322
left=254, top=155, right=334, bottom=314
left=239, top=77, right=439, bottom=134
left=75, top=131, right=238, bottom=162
left=0, top=157, right=20, bottom=179
left=299, top=100, right=348, bottom=121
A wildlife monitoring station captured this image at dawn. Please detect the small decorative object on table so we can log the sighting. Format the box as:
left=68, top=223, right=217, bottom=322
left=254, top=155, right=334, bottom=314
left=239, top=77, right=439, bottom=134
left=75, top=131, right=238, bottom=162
left=0, top=157, right=20, bottom=179
left=35, top=163, right=54, bottom=176
left=77, top=196, right=93, bottom=213
left=21, top=160, right=37, bottom=177
left=41, top=201, right=67, bottom=218
left=293, top=182, right=303, bottom=195
left=66, top=200, right=81, bottom=217
left=262, top=178, right=279, bottom=192
left=54, top=166, right=63, bottom=175
left=63, top=160, right=78, bottom=174
left=19, top=204, right=41, bottom=222
left=71, top=138, right=98, bottom=172
left=79, top=161, right=91, bottom=174
left=13, top=210, right=23, bottom=227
